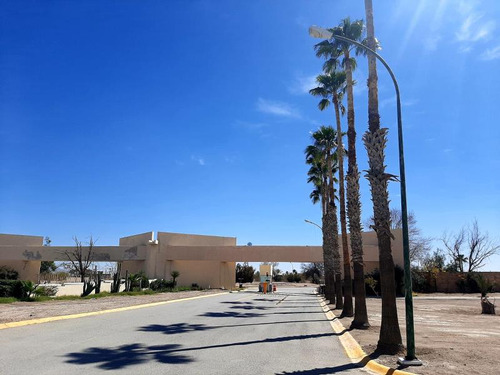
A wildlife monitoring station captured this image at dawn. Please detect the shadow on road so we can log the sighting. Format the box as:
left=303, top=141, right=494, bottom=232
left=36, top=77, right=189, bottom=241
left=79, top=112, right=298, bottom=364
left=229, top=305, right=270, bottom=310
left=274, top=362, right=364, bottom=374
left=274, top=354, right=393, bottom=374
left=66, top=328, right=355, bottom=371
left=138, top=318, right=332, bottom=335
left=139, top=323, right=212, bottom=334
left=64, top=343, right=193, bottom=370
left=200, top=311, right=261, bottom=318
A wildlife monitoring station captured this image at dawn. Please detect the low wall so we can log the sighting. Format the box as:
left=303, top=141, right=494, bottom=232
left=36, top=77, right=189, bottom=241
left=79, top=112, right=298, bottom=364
left=427, top=272, right=500, bottom=293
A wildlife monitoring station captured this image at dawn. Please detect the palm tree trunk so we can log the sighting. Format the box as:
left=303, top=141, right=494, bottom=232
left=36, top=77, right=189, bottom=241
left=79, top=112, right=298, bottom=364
left=320, top=184, right=334, bottom=303
left=344, top=51, right=365, bottom=324
left=364, top=0, right=403, bottom=353
left=327, top=146, right=342, bottom=310
left=322, top=212, right=336, bottom=304
left=334, top=95, right=353, bottom=317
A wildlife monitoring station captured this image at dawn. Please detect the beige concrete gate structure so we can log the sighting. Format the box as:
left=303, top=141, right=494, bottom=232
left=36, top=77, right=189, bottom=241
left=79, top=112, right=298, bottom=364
left=0, top=230, right=403, bottom=290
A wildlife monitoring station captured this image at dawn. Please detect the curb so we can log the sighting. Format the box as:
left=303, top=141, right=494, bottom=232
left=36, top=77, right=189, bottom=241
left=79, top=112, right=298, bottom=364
left=0, top=292, right=228, bottom=330
left=319, top=298, right=417, bottom=375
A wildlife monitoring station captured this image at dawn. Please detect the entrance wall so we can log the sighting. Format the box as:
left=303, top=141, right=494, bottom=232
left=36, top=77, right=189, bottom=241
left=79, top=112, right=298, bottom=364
left=1, top=229, right=404, bottom=289
left=0, top=234, right=43, bottom=280
left=158, top=232, right=236, bottom=290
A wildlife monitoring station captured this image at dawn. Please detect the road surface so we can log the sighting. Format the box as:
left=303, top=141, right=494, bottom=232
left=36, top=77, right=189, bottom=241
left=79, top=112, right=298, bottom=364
left=1, top=287, right=368, bottom=374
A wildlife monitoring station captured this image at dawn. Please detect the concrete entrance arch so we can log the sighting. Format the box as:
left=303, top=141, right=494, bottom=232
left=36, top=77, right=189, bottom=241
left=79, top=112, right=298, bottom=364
left=0, top=230, right=403, bottom=290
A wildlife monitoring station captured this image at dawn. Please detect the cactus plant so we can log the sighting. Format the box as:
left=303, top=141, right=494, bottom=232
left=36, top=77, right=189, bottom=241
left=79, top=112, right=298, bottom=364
left=111, top=263, right=122, bottom=293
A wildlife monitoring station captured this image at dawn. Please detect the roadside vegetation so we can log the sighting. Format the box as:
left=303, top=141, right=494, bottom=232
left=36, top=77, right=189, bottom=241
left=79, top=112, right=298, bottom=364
left=0, top=265, right=198, bottom=305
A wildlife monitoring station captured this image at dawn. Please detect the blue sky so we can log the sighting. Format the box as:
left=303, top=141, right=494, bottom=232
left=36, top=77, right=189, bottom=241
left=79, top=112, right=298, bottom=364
left=1, top=0, right=499, bottom=271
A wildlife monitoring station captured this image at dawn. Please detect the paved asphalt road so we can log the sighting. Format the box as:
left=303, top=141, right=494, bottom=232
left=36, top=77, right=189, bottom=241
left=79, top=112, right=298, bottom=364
left=1, top=287, right=368, bottom=374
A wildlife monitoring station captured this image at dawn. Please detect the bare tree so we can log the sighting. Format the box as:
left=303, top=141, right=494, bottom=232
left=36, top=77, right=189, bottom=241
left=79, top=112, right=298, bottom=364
left=365, top=208, right=432, bottom=265
left=63, top=236, right=96, bottom=282
left=441, top=228, right=466, bottom=272
left=442, top=220, right=499, bottom=272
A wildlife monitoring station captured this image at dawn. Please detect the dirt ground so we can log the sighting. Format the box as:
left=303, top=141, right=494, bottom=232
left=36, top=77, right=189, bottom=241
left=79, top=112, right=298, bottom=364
left=0, top=289, right=223, bottom=323
left=335, top=293, right=500, bottom=375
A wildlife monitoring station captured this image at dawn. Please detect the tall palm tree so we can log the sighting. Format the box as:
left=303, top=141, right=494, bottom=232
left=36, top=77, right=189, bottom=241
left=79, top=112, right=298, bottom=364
left=314, top=18, right=369, bottom=326
left=305, top=126, right=340, bottom=305
left=309, top=71, right=353, bottom=316
left=364, top=0, right=403, bottom=352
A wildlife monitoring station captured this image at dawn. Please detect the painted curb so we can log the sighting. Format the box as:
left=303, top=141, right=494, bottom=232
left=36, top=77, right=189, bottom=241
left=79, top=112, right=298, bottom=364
left=319, top=298, right=418, bottom=375
left=0, top=292, right=228, bottom=330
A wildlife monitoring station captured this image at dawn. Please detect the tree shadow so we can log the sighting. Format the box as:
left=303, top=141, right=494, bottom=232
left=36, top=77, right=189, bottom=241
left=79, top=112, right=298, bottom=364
left=199, top=311, right=261, bottom=318
left=274, top=362, right=363, bottom=374
left=252, top=298, right=282, bottom=302
left=167, top=332, right=337, bottom=353
left=66, top=331, right=355, bottom=371
left=220, top=301, right=254, bottom=304
left=229, top=305, right=270, bottom=311
left=64, top=343, right=193, bottom=370
left=274, top=354, right=396, bottom=375
left=273, top=292, right=317, bottom=297
left=138, top=319, right=330, bottom=336
left=138, top=323, right=212, bottom=335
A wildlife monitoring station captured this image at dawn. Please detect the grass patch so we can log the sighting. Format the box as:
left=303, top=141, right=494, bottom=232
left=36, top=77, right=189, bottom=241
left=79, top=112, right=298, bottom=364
left=0, top=297, right=18, bottom=304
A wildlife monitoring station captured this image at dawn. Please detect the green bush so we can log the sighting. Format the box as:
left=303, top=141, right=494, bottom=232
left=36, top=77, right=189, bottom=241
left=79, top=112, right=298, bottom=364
left=0, top=280, right=18, bottom=297
left=475, top=274, right=495, bottom=297
left=236, top=263, right=255, bottom=283
left=0, top=280, right=39, bottom=299
left=0, top=266, right=19, bottom=280
left=286, top=270, right=302, bottom=283
left=20, top=281, right=39, bottom=299
left=150, top=279, right=175, bottom=291
left=457, top=273, right=480, bottom=293
left=35, top=285, right=58, bottom=297
left=365, top=266, right=405, bottom=297
left=128, top=272, right=150, bottom=290
left=411, top=270, right=431, bottom=293
left=273, top=273, right=284, bottom=282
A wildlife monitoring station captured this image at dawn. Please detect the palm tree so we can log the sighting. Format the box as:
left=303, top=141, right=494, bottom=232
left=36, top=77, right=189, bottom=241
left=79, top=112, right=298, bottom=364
left=171, top=270, right=180, bottom=286
left=309, top=71, right=353, bottom=316
left=314, top=18, right=368, bottom=326
left=305, top=126, right=341, bottom=305
left=363, top=0, right=403, bottom=353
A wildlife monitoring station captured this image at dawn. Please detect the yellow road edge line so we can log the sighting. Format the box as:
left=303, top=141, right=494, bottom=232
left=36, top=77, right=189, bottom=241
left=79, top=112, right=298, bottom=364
left=318, top=298, right=417, bottom=375
left=0, top=292, right=228, bottom=330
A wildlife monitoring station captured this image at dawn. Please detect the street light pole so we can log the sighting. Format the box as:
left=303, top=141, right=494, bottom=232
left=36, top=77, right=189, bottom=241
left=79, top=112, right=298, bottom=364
left=304, top=219, right=322, bottom=230
left=309, top=26, right=421, bottom=365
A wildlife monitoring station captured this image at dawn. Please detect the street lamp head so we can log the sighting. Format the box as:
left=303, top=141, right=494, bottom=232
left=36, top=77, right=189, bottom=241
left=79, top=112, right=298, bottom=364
left=309, top=25, right=333, bottom=40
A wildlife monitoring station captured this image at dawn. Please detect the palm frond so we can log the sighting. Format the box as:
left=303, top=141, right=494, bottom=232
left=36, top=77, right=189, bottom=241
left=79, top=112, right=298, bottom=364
left=309, top=86, right=328, bottom=97
left=318, top=98, right=330, bottom=111
left=314, top=40, right=335, bottom=58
